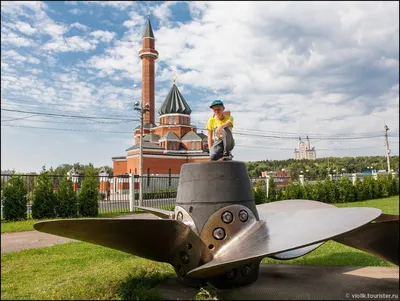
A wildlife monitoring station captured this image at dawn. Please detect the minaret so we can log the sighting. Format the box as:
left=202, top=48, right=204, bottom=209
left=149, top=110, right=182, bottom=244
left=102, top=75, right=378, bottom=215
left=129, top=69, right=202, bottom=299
left=139, top=14, right=158, bottom=125
left=306, top=135, right=310, bottom=149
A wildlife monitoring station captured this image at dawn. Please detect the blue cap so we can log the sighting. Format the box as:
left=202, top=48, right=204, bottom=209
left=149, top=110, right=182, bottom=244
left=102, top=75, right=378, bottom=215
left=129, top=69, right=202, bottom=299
left=210, top=99, right=224, bottom=108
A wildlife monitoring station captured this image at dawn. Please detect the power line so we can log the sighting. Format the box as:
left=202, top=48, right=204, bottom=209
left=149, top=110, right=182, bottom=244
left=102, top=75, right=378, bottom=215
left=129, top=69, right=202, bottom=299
left=1, top=124, right=133, bottom=134
left=2, top=124, right=395, bottom=152
left=1, top=114, right=40, bottom=121
left=1, top=116, right=137, bottom=125
left=2, top=124, right=399, bottom=146
left=1, top=108, right=138, bottom=121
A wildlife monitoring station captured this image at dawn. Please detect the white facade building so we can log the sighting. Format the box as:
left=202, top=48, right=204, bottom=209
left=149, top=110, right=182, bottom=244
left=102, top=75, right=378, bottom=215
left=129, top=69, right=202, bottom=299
left=294, top=136, right=317, bottom=160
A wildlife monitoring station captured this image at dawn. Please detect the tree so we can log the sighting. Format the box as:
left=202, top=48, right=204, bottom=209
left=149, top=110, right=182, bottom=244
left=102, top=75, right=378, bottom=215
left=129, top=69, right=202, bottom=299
left=32, top=168, right=57, bottom=219
left=2, top=175, right=28, bottom=221
left=267, top=176, right=277, bottom=202
left=78, top=166, right=99, bottom=217
left=57, top=175, right=78, bottom=218
left=338, top=176, right=355, bottom=203
left=253, top=179, right=267, bottom=205
left=323, top=175, right=337, bottom=203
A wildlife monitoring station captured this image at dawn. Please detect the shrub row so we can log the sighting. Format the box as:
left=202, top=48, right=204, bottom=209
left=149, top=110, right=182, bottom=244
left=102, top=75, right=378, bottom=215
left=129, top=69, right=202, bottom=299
left=2, top=167, right=99, bottom=221
left=254, top=174, right=399, bottom=205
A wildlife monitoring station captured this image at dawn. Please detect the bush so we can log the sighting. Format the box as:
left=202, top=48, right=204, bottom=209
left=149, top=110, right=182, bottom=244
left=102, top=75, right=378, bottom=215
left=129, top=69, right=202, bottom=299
left=78, top=167, right=99, bottom=217
left=338, top=176, right=355, bottom=203
left=267, top=176, right=277, bottom=202
left=98, top=192, right=106, bottom=202
left=323, top=175, right=337, bottom=203
left=56, top=175, right=78, bottom=218
left=253, top=179, right=267, bottom=204
left=285, top=182, right=305, bottom=199
left=32, top=168, right=57, bottom=219
left=2, top=176, right=28, bottom=221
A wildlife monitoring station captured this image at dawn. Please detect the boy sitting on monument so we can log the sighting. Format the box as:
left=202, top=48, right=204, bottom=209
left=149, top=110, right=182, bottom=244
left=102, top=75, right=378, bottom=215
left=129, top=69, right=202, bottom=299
left=206, top=100, right=235, bottom=161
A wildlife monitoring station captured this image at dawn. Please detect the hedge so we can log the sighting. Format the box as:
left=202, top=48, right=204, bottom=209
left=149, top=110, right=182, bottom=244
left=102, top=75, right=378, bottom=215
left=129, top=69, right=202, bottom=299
left=255, top=174, right=399, bottom=204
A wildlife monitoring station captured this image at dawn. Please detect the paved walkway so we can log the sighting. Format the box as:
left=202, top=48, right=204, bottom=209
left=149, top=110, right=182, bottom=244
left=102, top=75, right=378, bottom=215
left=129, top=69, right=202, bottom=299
left=1, top=213, right=157, bottom=254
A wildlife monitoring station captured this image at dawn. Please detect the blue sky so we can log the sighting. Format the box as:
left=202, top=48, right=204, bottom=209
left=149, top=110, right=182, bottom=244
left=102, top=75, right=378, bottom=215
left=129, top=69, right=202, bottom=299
left=1, top=1, right=399, bottom=173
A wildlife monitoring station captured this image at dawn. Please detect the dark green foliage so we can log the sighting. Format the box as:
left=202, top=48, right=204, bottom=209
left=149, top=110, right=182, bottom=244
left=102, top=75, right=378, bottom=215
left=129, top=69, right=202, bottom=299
left=280, top=174, right=398, bottom=204
left=253, top=179, right=267, bottom=204
left=32, top=168, right=57, bottom=219
left=276, top=188, right=284, bottom=201
left=267, top=176, right=277, bottom=202
left=2, top=176, right=28, bottom=221
left=284, top=182, right=305, bottom=199
left=323, top=175, right=338, bottom=203
left=246, top=155, right=399, bottom=179
left=78, top=167, right=99, bottom=217
left=56, top=176, right=78, bottom=218
left=338, top=176, right=355, bottom=203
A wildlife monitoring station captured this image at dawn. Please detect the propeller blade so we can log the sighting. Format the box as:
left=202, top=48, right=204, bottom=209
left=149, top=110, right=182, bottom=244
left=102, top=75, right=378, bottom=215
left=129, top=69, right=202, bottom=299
left=136, top=206, right=175, bottom=219
left=334, top=215, right=399, bottom=265
left=34, top=219, right=207, bottom=267
left=258, top=200, right=336, bottom=260
left=256, top=199, right=336, bottom=214
left=188, top=207, right=381, bottom=278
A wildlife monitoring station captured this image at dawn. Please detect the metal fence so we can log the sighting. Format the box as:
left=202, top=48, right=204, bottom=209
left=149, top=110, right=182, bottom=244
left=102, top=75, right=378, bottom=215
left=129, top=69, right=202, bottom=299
left=1, top=173, right=179, bottom=219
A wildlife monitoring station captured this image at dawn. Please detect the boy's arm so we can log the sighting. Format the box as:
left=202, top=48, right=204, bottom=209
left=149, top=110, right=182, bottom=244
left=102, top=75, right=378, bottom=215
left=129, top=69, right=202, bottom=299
left=207, top=130, right=213, bottom=150
left=216, top=116, right=233, bottom=133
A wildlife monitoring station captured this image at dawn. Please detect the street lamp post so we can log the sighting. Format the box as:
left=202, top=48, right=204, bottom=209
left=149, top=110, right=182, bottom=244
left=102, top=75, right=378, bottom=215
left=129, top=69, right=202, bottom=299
left=134, top=101, right=150, bottom=207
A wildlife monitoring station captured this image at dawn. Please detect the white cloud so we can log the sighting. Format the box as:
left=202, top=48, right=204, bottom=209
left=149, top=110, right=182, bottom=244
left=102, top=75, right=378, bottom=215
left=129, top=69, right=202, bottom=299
left=90, top=30, right=116, bottom=43
left=81, top=1, right=134, bottom=10
left=13, top=21, right=37, bottom=35
left=68, top=8, right=84, bottom=15
left=70, top=22, right=89, bottom=31
left=42, top=36, right=97, bottom=52
left=1, top=30, right=37, bottom=47
left=152, top=1, right=177, bottom=27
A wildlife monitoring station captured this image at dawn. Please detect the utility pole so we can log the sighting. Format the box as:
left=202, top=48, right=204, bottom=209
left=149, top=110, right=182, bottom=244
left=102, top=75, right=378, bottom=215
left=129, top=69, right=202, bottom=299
left=384, top=124, right=391, bottom=172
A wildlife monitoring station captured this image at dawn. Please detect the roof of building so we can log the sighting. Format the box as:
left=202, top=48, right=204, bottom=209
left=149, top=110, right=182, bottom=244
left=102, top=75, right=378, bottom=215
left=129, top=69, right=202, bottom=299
left=135, top=122, right=157, bottom=130
left=197, top=132, right=208, bottom=141
left=125, top=141, right=163, bottom=152
left=143, top=133, right=160, bottom=142
left=142, top=18, right=155, bottom=39
left=181, top=131, right=202, bottom=141
left=159, top=131, right=180, bottom=141
left=158, top=84, right=192, bottom=115
left=111, top=156, right=126, bottom=160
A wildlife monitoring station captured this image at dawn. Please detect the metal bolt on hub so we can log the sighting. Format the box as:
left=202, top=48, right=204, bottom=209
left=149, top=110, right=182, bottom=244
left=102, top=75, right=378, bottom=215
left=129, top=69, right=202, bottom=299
left=213, top=227, right=226, bottom=240
left=241, top=265, right=251, bottom=278
left=180, top=251, right=189, bottom=264
left=221, top=211, right=233, bottom=224
left=239, top=210, right=248, bottom=222
left=226, top=269, right=236, bottom=279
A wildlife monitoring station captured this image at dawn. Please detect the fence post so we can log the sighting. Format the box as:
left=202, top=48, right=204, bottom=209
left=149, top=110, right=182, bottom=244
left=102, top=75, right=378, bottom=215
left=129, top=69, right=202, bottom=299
left=351, top=173, right=357, bottom=185
left=299, top=174, right=305, bottom=186
left=129, top=173, right=135, bottom=212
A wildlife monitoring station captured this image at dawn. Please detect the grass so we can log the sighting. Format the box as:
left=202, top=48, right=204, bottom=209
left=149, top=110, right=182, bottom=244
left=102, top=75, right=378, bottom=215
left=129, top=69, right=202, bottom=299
left=334, top=196, right=399, bottom=213
left=1, top=196, right=398, bottom=300
left=1, top=242, right=175, bottom=300
left=1, top=212, right=136, bottom=234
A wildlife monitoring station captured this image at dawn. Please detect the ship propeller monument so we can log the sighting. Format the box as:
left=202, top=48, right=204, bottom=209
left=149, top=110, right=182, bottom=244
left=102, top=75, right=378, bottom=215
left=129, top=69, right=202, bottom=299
left=34, top=161, right=399, bottom=289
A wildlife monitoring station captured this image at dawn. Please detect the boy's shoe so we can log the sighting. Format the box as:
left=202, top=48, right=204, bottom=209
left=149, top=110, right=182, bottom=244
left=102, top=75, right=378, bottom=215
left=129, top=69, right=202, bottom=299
left=223, top=152, right=233, bottom=161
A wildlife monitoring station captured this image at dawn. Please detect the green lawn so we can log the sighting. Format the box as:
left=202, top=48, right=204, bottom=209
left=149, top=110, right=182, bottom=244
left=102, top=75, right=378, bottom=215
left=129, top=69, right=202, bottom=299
left=1, top=196, right=398, bottom=300
left=1, top=212, right=139, bottom=234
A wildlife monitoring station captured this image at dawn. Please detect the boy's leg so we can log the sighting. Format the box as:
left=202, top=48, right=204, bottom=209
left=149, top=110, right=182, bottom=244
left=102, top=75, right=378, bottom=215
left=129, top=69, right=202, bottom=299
left=222, top=128, right=234, bottom=154
left=209, top=140, right=224, bottom=161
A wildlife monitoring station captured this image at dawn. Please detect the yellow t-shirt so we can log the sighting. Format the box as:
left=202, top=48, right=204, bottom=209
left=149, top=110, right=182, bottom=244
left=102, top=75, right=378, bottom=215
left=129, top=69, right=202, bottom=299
left=206, top=115, right=234, bottom=141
